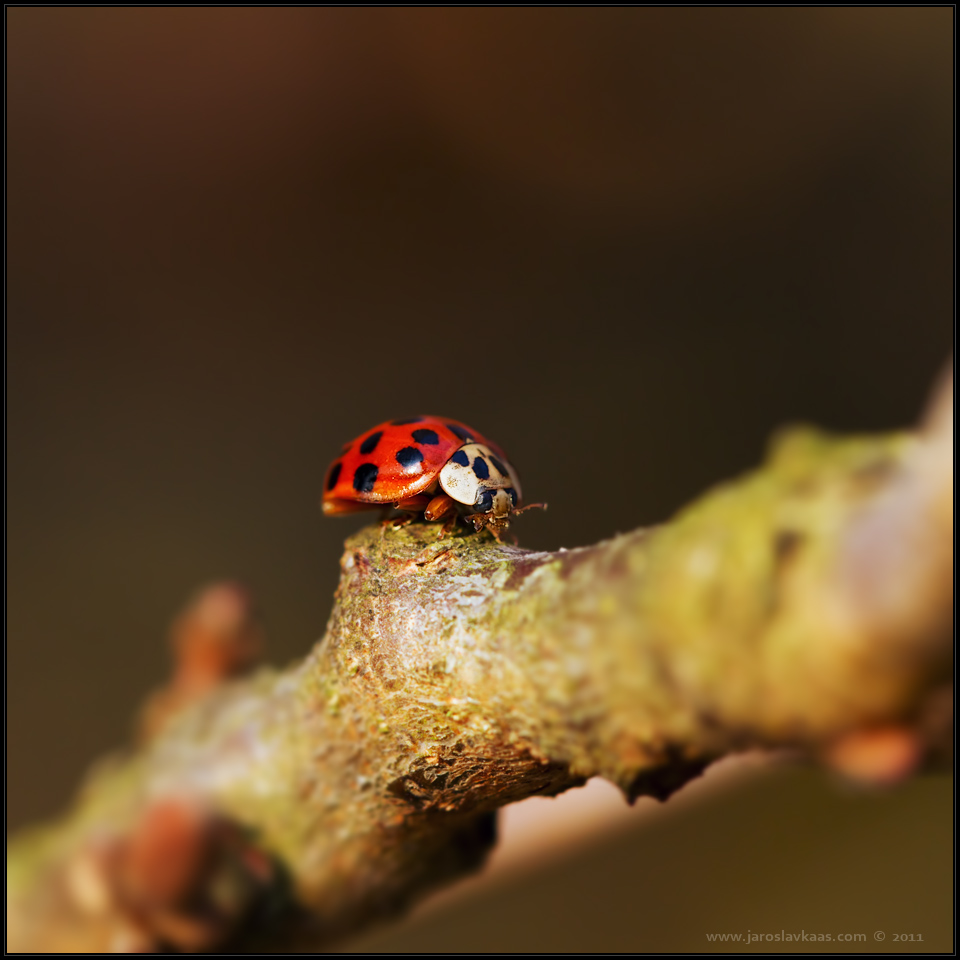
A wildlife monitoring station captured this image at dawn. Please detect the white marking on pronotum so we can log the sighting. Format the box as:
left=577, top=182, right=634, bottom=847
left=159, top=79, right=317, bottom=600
left=439, top=443, right=517, bottom=515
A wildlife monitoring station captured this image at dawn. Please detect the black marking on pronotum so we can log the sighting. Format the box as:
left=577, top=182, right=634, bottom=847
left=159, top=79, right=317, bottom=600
left=447, top=424, right=474, bottom=442
left=411, top=428, right=440, bottom=445
left=327, top=462, right=342, bottom=491
left=353, top=463, right=378, bottom=494
left=489, top=455, right=507, bottom=476
left=392, top=417, right=423, bottom=425
left=478, top=490, right=495, bottom=511
left=472, top=457, right=490, bottom=480
left=450, top=449, right=470, bottom=467
left=396, top=447, right=424, bottom=471
left=359, top=431, right=384, bottom=455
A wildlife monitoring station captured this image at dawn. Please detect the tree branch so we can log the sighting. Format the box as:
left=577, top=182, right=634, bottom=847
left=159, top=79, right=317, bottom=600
left=7, top=369, right=953, bottom=953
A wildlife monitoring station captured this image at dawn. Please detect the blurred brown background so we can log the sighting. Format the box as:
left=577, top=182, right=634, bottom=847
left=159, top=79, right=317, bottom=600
left=8, top=8, right=952, bottom=951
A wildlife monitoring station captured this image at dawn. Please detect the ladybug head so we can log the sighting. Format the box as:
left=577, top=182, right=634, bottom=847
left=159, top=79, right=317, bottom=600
left=476, top=487, right=518, bottom=518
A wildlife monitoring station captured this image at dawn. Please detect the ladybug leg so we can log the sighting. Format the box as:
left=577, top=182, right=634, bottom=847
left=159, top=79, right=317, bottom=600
left=386, top=513, right=419, bottom=529
left=382, top=494, right=432, bottom=529
left=424, top=494, right=457, bottom=522
left=397, top=495, right=432, bottom=512
left=423, top=493, right=462, bottom=537
left=467, top=511, right=499, bottom=541
left=439, top=516, right=460, bottom=536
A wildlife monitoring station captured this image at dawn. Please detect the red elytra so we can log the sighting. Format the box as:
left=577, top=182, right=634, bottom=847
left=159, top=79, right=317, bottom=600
left=322, top=415, right=541, bottom=538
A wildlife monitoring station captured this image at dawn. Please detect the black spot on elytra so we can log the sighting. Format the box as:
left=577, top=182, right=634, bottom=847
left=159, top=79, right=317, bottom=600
left=447, top=424, right=474, bottom=442
left=472, top=457, right=490, bottom=480
left=412, top=428, right=440, bottom=445
left=396, top=447, right=424, bottom=471
left=489, top=456, right=507, bottom=476
left=353, top=463, right=378, bottom=494
left=326, top=462, right=342, bottom=491
left=392, top=417, right=423, bottom=425
left=359, top=431, right=383, bottom=455
left=450, top=449, right=470, bottom=467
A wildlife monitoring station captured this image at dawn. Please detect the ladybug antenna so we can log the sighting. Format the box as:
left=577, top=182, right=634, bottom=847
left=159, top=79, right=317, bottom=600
left=512, top=502, right=547, bottom=516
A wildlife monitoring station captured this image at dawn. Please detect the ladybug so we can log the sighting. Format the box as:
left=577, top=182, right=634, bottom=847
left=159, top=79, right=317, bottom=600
left=322, top=416, right=543, bottom=539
